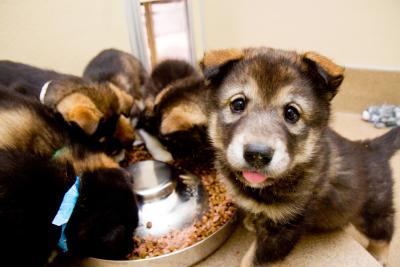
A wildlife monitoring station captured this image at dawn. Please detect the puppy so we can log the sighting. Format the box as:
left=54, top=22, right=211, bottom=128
left=144, top=59, right=201, bottom=106
left=0, top=60, right=135, bottom=157
left=0, top=149, right=138, bottom=267
left=188, top=47, right=398, bottom=266
left=138, top=60, right=212, bottom=161
left=0, top=88, right=139, bottom=266
left=83, top=48, right=148, bottom=117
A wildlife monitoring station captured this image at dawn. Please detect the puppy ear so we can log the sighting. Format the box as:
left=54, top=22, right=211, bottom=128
left=108, top=83, right=134, bottom=116
left=56, top=93, right=103, bottom=135
left=160, top=104, right=207, bottom=135
left=113, top=115, right=135, bottom=146
left=303, top=52, right=344, bottom=100
left=200, top=48, right=244, bottom=83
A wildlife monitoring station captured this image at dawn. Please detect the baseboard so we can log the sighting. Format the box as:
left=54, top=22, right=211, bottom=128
left=332, top=68, right=400, bottom=113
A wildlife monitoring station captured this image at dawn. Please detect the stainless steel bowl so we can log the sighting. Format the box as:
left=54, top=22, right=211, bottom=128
left=79, top=160, right=237, bottom=267
left=128, top=160, right=208, bottom=237
left=79, top=216, right=237, bottom=267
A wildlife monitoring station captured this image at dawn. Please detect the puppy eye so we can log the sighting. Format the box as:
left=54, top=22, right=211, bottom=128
left=230, top=96, right=246, bottom=113
left=284, top=105, right=300, bottom=123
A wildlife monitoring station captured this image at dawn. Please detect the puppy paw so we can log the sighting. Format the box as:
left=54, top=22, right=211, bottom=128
left=243, top=213, right=257, bottom=232
left=367, top=240, right=389, bottom=266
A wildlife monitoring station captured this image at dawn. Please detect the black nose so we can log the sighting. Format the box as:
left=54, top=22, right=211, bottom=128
left=243, top=144, right=274, bottom=168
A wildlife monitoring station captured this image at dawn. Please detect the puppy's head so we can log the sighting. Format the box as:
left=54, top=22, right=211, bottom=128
left=44, top=78, right=135, bottom=155
left=202, top=48, right=344, bottom=188
left=66, top=168, right=138, bottom=260
left=138, top=76, right=212, bottom=160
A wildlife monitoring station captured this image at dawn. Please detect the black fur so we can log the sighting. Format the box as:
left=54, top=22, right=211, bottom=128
left=0, top=60, right=73, bottom=98
left=0, top=150, right=74, bottom=267
left=0, top=150, right=138, bottom=266
left=146, top=59, right=200, bottom=97
left=0, top=89, right=139, bottom=265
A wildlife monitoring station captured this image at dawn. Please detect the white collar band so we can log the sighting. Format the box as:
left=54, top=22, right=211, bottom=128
left=39, top=80, right=52, bottom=104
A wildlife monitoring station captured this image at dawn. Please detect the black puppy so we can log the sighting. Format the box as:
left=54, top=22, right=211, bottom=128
left=0, top=149, right=138, bottom=267
left=0, top=87, right=139, bottom=266
left=0, top=60, right=73, bottom=97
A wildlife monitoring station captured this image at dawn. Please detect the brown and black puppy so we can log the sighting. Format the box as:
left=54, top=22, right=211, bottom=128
left=83, top=48, right=148, bottom=117
left=0, top=88, right=139, bottom=266
left=137, top=59, right=213, bottom=161
left=42, top=78, right=135, bottom=156
left=144, top=59, right=201, bottom=108
left=0, top=60, right=135, bottom=157
left=191, top=48, right=398, bottom=266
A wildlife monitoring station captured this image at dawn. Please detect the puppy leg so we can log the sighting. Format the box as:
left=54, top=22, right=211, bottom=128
left=367, top=240, right=390, bottom=266
left=243, top=213, right=257, bottom=232
left=241, top=216, right=303, bottom=266
left=352, top=206, right=394, bottom=266
left=241, top=241, right=281, bottom=267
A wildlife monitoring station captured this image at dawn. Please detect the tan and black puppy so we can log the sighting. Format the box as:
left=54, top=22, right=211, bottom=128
left=43, top=78, right=135, bottom=156
left=189, top=47, right=398, bottom=266
left=83, top=48, right=148, bottom=117
left=144, top=59, right=201, bottom=109
left=138, top=59, right=213, bottom=161
left=0, top=60, right=135, bottom=157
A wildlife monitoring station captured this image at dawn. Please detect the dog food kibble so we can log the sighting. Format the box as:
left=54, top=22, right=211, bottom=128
left=127, top=145, right=236, bottom=259
left=146, top=221, right=152, bottom=229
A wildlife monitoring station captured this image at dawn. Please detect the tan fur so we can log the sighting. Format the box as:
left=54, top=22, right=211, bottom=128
left=57, top=148, right=118, bottom=174
left=200, top=48, right=244, bottom=70
left=243, top=213, right=257, bottom=232
left=56, top=93, right=103, bottom=135
left=154, top=84, right=174, bottom=106
left=160, top=104, right=207, bottom=135
left=208, top=112, right=225, bottom=150
left=108, top=83, right=134, bottom=115
left=0, top=109, right=35, bottom=150
left=303, top=51, right=344, bottom=77
left=367, top=240, right=390, bottom=266
left=291, top=129, right=321, bottom=166
left=0, top=108, right=61, bottom=156
left=113, top=115, right=135, bottom=145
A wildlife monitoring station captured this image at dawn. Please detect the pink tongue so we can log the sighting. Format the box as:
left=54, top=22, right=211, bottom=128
left=242, top=171, right=268, bottom=184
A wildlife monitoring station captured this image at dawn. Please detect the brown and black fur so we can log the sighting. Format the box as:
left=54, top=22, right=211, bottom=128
left=137, top=60, right=212, bottom=161
left=0, top=60, right=135, bottom=156
left=145, top=59, right=201, bottom=102
left=0, top=88, right=139, bottom=266
left=193, top=48, right=398, bottom=266
left=83, top=48, right=148, bottom=116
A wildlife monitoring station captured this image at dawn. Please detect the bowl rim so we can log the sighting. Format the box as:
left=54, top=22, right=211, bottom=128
left=89, top=210, right=237, bottom=263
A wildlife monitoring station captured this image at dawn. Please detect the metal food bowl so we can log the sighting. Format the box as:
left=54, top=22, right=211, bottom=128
left=79, top=160, right=237, bottom=267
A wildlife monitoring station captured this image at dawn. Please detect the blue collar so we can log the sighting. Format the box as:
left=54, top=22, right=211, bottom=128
left=52, top=176, right=80, bottom=252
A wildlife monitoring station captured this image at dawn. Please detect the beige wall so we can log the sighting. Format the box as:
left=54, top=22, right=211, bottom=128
left=198, top=0, right=400, bottom=70
left=1, top=0, right=399, bottom=73
left=0, top=0, right=131, bottom=75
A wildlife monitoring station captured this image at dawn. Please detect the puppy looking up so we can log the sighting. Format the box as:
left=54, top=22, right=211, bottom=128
left=0, top=60, right=135, bottom=157
left=192, top=48, right=398, bottom=266
left=83, top=48, right=148, bottom=117
left=0, top=88, right=139, bottom=266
